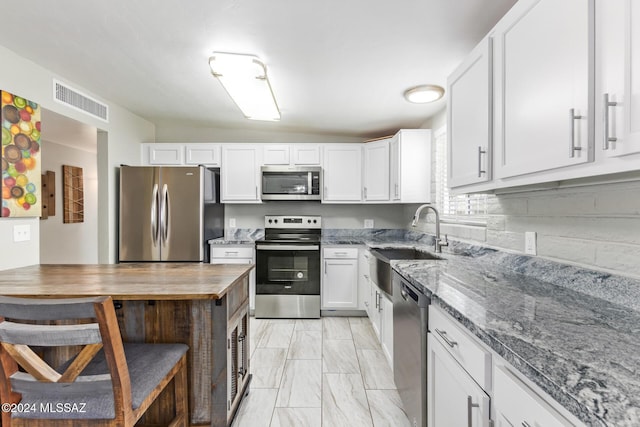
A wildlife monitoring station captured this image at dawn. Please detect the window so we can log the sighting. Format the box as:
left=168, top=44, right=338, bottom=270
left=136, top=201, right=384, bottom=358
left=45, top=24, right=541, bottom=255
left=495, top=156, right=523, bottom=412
left=434, top=126, right=487, bottom=223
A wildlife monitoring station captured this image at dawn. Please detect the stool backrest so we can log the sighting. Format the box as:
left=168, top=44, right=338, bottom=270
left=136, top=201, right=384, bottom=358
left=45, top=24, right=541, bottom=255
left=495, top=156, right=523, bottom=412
left=0, top=296, right=132, bottom=425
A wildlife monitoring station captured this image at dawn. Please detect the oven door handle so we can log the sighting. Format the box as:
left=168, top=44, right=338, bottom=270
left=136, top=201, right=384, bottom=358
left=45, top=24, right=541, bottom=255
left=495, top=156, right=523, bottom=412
left=256, top=245, right=320, bottom=251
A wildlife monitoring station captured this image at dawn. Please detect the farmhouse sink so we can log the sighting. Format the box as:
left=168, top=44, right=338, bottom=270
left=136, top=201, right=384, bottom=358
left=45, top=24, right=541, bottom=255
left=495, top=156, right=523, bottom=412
left=369, top=248, right=442, bottom=296
left=370, top=247, right=442, bottom=261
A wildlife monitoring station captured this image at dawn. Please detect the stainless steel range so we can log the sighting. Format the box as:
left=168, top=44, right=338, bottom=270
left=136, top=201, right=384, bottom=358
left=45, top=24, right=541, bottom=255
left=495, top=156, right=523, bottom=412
left=254, top=215, right=321, bottom=318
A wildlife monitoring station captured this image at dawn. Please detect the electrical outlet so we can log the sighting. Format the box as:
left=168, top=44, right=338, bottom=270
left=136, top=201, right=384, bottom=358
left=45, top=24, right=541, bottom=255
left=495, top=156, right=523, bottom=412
left=229, top=218, right=236, bottom=228
left=364, top=219, right=374, bottom=229
left=524, top=231, right=537, bottom=255
left=13, top=224, right=31, bottom=242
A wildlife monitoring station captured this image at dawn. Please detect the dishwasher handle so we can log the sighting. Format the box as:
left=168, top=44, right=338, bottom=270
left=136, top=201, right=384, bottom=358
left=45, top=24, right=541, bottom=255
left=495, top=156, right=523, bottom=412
left=401, top=284, right=419, bottom=303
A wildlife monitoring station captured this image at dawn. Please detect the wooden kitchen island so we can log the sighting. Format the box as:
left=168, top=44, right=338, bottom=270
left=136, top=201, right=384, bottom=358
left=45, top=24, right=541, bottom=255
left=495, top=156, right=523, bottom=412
left=0, top=263, right=254, bottom=427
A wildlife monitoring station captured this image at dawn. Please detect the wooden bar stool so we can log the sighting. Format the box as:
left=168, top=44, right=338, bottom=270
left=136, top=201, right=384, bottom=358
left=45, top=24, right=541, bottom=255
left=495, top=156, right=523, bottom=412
left=0, top=296, right=188, bottom=427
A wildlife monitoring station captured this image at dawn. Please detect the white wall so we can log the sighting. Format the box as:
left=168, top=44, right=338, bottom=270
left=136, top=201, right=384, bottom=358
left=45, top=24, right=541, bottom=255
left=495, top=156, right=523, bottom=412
left=39, top=141, right=98, bottom=264
left=0, top=43, right=155, bottom=269
left=410, top=108, right=640, bottom=279
left=156, top=125, right=364, bottom=144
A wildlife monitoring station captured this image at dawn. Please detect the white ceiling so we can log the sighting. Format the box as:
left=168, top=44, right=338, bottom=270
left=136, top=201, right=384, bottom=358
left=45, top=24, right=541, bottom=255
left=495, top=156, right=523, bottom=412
left=0, top=0, right=516, bottom=139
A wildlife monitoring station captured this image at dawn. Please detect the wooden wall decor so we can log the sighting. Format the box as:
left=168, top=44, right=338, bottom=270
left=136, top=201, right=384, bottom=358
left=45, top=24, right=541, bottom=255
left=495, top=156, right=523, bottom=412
left=40, top=170, right=55, bottom=219
left=62, top=165, right=84, bottom=223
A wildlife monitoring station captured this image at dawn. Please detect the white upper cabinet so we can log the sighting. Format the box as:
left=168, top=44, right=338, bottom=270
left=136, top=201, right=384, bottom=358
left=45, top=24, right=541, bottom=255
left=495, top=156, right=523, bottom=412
left=292, top=144, right=322, bottom=165
left=494, top=0, right=592, bottom=179
left=390, top=130, right=431, bottom=203
left=596, top=0, right=640, bottom=158
left=448, top=37, right=493, bottom=188
left=143, top=143, right=184, bottom=165
left=323, top=144, right=363, bottom=202
left=263, top=145, right=291, bottom=165
left=221, top=145, right=261, bottom=202
left=263, top=144, right=322, bottom=165
left=363, top=139, right=390, bottom=202
left=185, top=143, right=221, bottom=166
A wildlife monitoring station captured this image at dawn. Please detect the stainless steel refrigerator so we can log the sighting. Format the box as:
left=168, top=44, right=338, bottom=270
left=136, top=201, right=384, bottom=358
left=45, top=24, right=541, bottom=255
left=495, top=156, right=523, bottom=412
left=118, top=165, right=224, bottom=262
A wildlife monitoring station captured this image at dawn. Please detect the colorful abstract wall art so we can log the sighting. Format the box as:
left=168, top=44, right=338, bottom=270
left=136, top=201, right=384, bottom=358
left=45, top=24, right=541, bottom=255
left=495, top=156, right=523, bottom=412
left=1, top=91, right=41, bottom=217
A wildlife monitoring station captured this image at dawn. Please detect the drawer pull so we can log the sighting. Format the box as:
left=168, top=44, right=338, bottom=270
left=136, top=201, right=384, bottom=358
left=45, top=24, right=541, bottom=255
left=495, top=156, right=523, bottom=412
left=225, top=251, right=239, bottom=255
left=435, top=328, right=458, bottom=348
left=467, top=396, right=480, bottom=427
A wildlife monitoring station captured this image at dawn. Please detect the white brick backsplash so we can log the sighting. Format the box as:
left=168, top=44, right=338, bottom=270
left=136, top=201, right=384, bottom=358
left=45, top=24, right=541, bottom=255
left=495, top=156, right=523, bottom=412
left=441, top=223, right=487, bottom=242
left=486, top=215, right=506, bottom=232
left=487, top=230, right=524, bottom=252
left=487, top=196, right=528, bottom=215
left=504, top=216, right=640, bottom=245
left=526, top=194, right=595, bottom=216
left=594, top=189, right=640, bottom=215
left=595, top=243, right=640, bottom=277
left=537, top=236, right=596, bottom=266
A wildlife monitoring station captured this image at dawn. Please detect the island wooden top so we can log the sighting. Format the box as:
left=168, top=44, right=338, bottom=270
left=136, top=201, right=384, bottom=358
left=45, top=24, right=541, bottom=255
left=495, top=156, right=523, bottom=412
left=0, top=263, right=254, bottom=300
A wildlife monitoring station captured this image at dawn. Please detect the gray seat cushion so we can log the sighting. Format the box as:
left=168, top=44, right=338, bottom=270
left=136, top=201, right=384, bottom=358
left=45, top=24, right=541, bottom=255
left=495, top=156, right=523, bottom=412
left=12, top=343, right=188, bottom=420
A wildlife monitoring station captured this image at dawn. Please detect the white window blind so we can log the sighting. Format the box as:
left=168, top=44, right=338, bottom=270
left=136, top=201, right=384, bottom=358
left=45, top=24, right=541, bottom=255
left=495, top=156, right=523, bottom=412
left=434, top=126, right=487, bottom=223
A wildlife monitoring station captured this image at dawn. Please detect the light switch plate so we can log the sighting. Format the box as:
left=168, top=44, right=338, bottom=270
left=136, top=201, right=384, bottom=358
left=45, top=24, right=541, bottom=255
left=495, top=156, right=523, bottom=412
left=524, top=231, right=537, bottom=255
left=13, top=224, right=31, bottom=242
left=229, top=218, right=236, bottom=228
left=364, top=219, right=374, bottom=229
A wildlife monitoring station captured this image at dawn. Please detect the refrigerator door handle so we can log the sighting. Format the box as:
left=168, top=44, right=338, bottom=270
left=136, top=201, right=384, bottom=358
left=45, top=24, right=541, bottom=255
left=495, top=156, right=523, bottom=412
left=151, top=184, right=159, bottom=246
left=161, top=184, right=170, bottom=245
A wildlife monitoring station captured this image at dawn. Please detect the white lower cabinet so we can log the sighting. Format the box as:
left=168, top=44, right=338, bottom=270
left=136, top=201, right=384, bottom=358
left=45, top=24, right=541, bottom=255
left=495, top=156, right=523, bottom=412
left=427, top=333, right=491, bottom=427
left=379, top=293, right=393, bottom=366
left=322, top=247, right=358, bottom=309
left=429, top=306, right=584, bottom=427
left=494, top=365, right=574, bottom=427
left=210, top=245, right=256, bottom=311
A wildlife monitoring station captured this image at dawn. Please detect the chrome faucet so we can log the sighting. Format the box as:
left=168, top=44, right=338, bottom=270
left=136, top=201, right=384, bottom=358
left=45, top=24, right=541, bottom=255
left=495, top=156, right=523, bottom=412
left=412, top=204, right=449, bottom=253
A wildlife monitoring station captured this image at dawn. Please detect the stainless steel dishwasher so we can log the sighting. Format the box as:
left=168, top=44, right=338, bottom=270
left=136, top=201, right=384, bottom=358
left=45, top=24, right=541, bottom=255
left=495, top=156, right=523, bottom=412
left=393, top=270, right=430, bottom=427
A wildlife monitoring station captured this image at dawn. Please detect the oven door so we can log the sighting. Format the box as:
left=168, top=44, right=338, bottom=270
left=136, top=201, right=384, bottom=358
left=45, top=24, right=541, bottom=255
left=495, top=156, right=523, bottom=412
left=255, top=244, right=320, bottom=295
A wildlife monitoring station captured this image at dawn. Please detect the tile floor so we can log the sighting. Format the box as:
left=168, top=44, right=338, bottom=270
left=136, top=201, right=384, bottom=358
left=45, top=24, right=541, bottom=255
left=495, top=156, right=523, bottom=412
left=232, top=316, right=411, bottom=427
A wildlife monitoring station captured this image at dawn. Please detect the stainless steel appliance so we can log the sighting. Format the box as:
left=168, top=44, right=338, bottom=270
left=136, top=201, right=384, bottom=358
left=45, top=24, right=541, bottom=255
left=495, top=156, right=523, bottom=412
left=118, top=165, right=224, bottom=262
left=370, top=248, right=442, bottom=296
left=255, top=215, right=321, bottom=318
left=393, top=270, right=430, bottom=427
left=261, top=166, right=322, bottom=200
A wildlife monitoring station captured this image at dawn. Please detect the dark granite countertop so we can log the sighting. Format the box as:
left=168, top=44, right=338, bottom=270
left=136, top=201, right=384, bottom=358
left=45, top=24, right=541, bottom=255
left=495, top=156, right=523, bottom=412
left=391, top=249, right=640, bottom=427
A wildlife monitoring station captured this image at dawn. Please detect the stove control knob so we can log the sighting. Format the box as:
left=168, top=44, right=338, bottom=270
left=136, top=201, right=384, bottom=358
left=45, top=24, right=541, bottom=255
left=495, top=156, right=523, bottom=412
left=274, top=219, right=278, bottom=224
left=268, top=219, right=273, bottom=224
left=313, top=219, right=317, bottom=224
left=307, top=219, right=311, bottom=223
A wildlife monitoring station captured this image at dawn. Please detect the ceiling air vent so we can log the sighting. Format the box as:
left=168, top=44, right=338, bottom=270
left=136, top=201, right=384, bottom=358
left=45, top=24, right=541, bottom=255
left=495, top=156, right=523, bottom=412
left=53, top=79, right=109, bottom=122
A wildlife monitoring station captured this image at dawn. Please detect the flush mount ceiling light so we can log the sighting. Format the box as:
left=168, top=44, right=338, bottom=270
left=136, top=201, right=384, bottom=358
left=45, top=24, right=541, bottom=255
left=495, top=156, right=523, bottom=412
left=403, top=85, right=445, bottom=104
left=208, top=52, right=281, bottom=121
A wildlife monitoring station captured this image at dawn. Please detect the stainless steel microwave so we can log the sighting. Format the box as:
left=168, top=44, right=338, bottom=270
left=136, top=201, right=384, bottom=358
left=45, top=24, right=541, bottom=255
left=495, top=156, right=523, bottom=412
left=261, top=166, right=322, bottom=200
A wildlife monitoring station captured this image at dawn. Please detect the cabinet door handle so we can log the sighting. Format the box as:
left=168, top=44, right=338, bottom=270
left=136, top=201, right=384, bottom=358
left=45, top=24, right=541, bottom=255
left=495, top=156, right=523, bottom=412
left=570, top=108, right=584, bottom=158
left=255, top=185, right=258, bottom=198
left=324, top=186, right=328, bottom=198
left=364, top=187, right=368, bottom=199
left=522, top=422, right=532, bottom=427
left=477, top=146, right=486, bottom=177
left=435, top=328, right=458, bottom=348
left=603, top=93, right=618, bottom=150
left=467, top=396, right=480, bottom=427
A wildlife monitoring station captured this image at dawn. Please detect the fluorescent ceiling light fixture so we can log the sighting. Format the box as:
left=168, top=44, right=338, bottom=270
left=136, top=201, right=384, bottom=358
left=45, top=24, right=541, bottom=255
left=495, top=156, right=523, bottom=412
left=209, top=52, right=280, bottom=121
left=404, top=85, right=445, bottom=104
